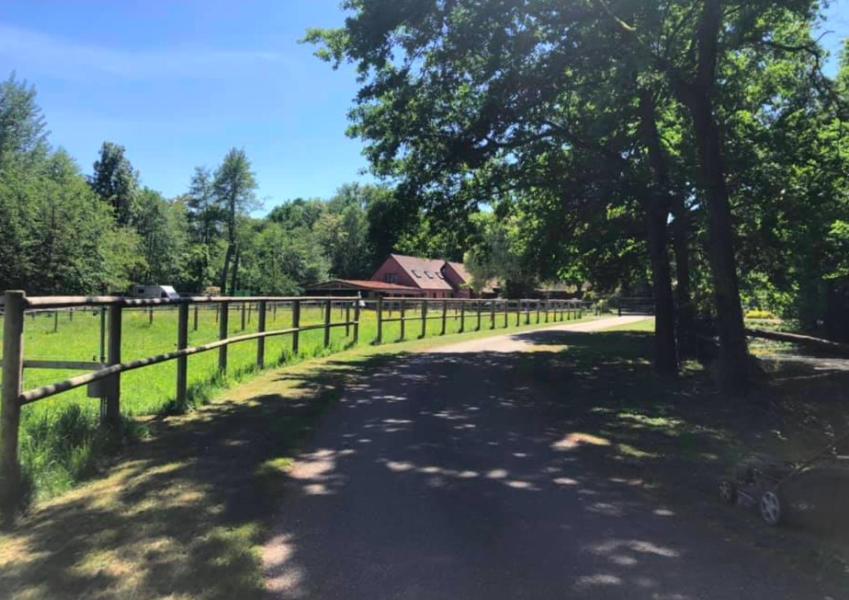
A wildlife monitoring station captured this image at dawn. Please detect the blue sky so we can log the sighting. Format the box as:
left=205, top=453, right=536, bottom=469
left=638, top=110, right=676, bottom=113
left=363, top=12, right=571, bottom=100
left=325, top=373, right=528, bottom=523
left=0, top=1, right=847, bottom=215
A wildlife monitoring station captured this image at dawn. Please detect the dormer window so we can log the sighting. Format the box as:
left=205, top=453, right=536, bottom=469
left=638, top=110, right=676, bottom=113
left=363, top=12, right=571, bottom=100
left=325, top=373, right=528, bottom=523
left=424, top=271, right=434, bottom=279
left=411, top=269, right=422, bottom=278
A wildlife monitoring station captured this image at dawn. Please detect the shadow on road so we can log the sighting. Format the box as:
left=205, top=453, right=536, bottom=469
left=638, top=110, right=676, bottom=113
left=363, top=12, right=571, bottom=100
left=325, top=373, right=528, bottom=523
left=2, top=330, right=847, bottom=599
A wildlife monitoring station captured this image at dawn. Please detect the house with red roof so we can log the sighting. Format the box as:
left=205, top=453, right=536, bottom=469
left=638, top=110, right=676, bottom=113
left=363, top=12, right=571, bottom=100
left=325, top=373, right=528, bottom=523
left=307, top=253, right=486, bottom=298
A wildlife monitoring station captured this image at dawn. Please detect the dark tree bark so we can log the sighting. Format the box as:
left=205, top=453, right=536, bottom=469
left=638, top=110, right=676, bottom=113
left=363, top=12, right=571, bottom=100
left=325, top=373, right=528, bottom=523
left=229, top=245, right=240, bottom=295
left=219, top=244, right=232, bottom=295
left=670, top=0, right=750, bottom=392
left=638, top=89, right=678, bottom=374
left=644, top=207, right=679, bottom=374
left=670, top=201, right=697, bottom=357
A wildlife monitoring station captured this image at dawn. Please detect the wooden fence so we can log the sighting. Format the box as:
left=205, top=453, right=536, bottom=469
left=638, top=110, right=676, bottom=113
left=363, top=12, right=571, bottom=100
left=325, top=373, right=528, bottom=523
left=0, top=290, right=586, bottom=509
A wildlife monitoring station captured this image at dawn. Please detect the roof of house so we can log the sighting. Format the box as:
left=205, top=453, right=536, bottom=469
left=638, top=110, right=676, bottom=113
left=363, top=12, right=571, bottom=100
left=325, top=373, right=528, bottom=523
left=388, top=254, right=454, bottom=291
left=444, top=261, right=472, bottom=284
left=307, top=279, right=422, bottom=293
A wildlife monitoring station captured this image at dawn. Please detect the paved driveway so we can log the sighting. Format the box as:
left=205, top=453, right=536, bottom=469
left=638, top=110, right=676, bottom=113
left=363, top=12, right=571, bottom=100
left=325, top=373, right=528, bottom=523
left=263, top=316, right=835, bottom=599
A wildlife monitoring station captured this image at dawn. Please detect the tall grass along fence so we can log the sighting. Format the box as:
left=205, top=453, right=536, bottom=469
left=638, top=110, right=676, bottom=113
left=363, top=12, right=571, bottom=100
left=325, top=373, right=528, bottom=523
left=0, top=291, right=587, bottom=513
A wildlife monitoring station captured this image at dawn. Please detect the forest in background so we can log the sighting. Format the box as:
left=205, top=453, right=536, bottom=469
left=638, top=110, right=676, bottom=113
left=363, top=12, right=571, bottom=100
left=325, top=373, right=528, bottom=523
left=0, top=73, right=487, bottom=298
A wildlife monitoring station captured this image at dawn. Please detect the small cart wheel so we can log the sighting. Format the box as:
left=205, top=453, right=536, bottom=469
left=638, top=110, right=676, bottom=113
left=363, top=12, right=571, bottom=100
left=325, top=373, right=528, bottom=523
left=760, top=490, right=782, bottom=526
left=719, top=480, right=737, bottom=504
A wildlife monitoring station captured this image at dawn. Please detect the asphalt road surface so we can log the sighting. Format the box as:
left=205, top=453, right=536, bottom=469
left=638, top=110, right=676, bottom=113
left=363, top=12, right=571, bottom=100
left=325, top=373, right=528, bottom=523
left=263, top=316, right=836, bottom=599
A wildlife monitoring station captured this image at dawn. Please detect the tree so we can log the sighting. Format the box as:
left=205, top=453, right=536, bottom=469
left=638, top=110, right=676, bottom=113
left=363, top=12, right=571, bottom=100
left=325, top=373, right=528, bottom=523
left=212, top=148, right=259, bottom=294
left=131, top=188, right=189, bottom=285
left=90, top=141, right=138, bottom=226
left=0, top=73, right=48, bottom=168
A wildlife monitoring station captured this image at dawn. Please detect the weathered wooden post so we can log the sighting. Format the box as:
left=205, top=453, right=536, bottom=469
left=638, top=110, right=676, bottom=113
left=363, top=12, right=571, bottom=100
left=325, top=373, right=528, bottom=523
left=345, top=303, right=351, bottom=337
left=53, top=310, right=58, bottom=333
left=257, top=300, right=267, bottom=369
left=441, top=299, right=448, bottom=335
left=490, top=299, right=496, bottom=329
left=69, top=307, right=73, bottom=322
left=324, top=299, right=332, bottom=348
left=176, top=303, right=189, bottom=406
left=105, top=302, right=123, bottom=428
left=536, top=300, right=541, bottom=324
left=148, top=306, right=154, bottom=325
left=476, top=300, right=482, bottom=331
left=240, top=302, right=247, bottom=331
left=247, top=302, right=253, bottom=325
left=292, top=300, right=301, bottom=356
left=273, top=302, right=278, bottom=322
left=353, top=296, right=361, bottom=345
left=421, top=299, right=427, bottom=338
left=399, top=298, right=406, bottom=340
left=504, top=301, right=509, bottom=328
left=193, top=304, right=199, bottom=331
left=218, top=301, right=229, bottom=373
left=1, top=291, right=26, bottom=514
left=459, top=301, right=465, bottom=333
left=376, top=296, right=384, bottom=344
left=516, top=301, right=521, bottom=326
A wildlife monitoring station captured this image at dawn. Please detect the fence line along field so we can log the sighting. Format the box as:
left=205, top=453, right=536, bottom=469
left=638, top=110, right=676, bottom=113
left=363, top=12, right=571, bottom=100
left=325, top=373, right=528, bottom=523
left=0, top=295, right=590, bottom=503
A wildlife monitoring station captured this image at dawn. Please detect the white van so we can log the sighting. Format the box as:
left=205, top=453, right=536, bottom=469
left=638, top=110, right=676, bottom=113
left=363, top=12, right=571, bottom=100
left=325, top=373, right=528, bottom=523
left=132, top=285, right=180, bottom=300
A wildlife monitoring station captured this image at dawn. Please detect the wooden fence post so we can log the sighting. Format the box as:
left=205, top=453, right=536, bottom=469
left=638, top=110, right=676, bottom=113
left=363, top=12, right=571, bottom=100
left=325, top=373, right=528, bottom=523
left=516, top=301, right=521, bottom=326
left=421, top=299, right=427, bottom=338
left=241, top=302, right=247, bottom=331
left=324, top=299, right=332, bottom=348
left=292, top=300, right=301, bottom=356
left=1, top=291, right=26, bottom=514
left=536, top=300, right=541, bottom=324
left=441, top=299, right=448, bottom=335
left=504, top=300, right=509, bottom=328
left=490, top=299, right=496, bottom=329
left=345, top=303, right=351, bottom=337
left=193, top=304, right=199, bottom=331
left=353, top=297, right=361, bottom=345
left=257, top=300, right=267, bottom=369
left=148, top=306, right=153, bottom=325
left=476, top=300, right=482, bottom=331
left=459, top=301, right=465, bottom=333
left=400, top=298, right=406, bottom=340
left=53, top=310, right=58, bottom=333
left=176, top=303, right=189, bottom=406
left=273, top=302, right=278, bottom=322
left=376, top=296, right=383, bottom=344
left=219, top=301, right=229, bottom=373
left=105, top=303, right=123, bottom=428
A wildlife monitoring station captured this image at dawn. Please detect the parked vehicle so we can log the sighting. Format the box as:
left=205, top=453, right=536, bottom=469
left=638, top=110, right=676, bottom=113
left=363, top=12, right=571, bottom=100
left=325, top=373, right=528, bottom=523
left=131, top=285, right=180, bottom=300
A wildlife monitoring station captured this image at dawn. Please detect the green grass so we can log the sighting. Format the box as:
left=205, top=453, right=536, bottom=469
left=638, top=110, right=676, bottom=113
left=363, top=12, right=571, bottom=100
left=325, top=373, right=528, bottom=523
left=0, top=302, right=594, bottom=502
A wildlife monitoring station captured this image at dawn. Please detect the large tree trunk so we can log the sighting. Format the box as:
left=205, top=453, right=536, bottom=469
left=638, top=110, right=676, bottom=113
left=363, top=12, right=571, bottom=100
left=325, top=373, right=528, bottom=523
left=220, top=244, right=232, bottom=295
left=638, top=89, right=678, bottom=374
left=669, top=0, right=750, bottom=392
left=682, top=94, right=750, bottom=392
left=645, top=207, right=679, bottom=374
left=229, top=246, right=240, bottom=295
left=670, top=201, right=697, bottom=357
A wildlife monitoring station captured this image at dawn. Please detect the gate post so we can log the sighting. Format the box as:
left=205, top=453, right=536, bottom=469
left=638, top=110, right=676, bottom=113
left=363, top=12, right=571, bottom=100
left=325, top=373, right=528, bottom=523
left=257, top=300, right=267, bottom=369
left=105, top=303, right=123, bottom=428
left=176, top=302, right=189, bottom=406
left=1, top=291, right=26, bottom=515
left=376, top=296, right=383, bottom=344
left=324, top=299, right=332, bottom=348
left=292, top=300, right=301, bottom=356
left=218, top=301, right=229, bottom=373
left=441, top=299, right=448, bottom=335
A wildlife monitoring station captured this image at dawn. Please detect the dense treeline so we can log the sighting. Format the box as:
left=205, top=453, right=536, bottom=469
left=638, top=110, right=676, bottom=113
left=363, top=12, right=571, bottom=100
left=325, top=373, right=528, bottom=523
left=0, top=73, right=487, bottom=297
left=309, top=0, right=849, bottom=392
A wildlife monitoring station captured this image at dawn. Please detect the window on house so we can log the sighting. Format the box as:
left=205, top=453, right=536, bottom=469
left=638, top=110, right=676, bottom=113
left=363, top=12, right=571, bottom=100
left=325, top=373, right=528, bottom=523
left=411, top=269, right=421, bottom=278
left=424, top=271, right=434, bottom=279
left=384, top=273, right=397, bottom=283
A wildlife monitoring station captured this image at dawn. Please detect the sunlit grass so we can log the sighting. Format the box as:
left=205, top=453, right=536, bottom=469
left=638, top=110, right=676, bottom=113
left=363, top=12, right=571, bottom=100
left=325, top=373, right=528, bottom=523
left=0, top=302, right=594, bottom=500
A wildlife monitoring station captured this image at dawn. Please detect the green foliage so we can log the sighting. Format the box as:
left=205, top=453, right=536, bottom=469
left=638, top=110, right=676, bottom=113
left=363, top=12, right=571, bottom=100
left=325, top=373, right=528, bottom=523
left=89, top=141, right=138, bottom=226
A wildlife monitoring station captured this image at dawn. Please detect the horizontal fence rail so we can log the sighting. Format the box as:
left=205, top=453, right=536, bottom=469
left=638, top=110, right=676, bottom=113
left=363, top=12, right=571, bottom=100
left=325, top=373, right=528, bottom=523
left=0, top=289, right=589, bottom=511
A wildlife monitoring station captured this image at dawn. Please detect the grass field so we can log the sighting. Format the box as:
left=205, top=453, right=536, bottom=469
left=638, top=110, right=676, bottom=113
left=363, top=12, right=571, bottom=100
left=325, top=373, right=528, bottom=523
left=0, top=300, right=592, bottom=501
